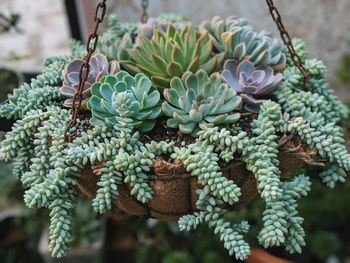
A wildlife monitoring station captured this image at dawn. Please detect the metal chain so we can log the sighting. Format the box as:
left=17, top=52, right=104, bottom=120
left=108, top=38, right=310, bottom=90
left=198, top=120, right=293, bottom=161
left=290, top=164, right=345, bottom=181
left=141, top=0, right=149, bottom=23
left=265, top=0, right=311, bottom=90
left=64, top=0, right=107, bottom=142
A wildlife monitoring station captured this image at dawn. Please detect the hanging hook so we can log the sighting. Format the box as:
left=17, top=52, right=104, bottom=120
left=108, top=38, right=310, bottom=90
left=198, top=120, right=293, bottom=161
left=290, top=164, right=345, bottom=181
left=64, top=0, right=107, bottom=142
left=141, top=0, right=149, bottom=23
left=265, top=0, right=311, bottom=90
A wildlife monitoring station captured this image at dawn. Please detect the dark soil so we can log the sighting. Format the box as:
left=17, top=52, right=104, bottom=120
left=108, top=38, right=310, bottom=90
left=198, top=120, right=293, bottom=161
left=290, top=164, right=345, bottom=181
left=72, top=111, right=93, bottom=140
left=236, top=112, right=258, bottom=137
left=140, top=116, right=195, bottom=147
left=73, top=111, right=259, bottom=148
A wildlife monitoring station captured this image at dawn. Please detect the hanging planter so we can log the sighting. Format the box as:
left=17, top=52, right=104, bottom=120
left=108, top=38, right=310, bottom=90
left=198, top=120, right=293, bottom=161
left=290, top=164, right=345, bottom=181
left=1, top=0, right=349, bottom=261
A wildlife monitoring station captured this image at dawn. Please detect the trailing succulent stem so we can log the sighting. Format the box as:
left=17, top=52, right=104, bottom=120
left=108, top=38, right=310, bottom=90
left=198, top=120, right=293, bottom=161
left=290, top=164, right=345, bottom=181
left=242, top=101, right=283, bottom=202
left=0, top=59, right=67, bottom=119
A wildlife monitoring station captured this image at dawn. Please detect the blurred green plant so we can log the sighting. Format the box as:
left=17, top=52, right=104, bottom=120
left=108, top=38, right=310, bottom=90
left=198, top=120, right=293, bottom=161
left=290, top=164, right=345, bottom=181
left=337, top=51, right=350, bottom=85
left=0, top=12, right=21, bottom=33
left=0, top=69, right=20, bottom=102
left=0, top=161, right=102, bottom=262
left=129, top=219, right=233, bottom=263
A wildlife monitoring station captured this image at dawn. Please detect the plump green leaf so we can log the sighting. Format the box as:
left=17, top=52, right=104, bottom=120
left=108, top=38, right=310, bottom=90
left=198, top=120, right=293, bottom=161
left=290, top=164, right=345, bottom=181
left=167, top=118, right=179, bottom=128
left=198, top=33, right=212, bottom=64
left=162, top=101, right=185, bottom=117
left=100, top=83, right=114, bottom=102
left=170, top=77, right=187, bottom=96
left=88, top=96, right=103, bottom=112
left=164, top=88, right=181, bottom=108
left=152, top=54, right=168, bottom=72
left=138, top=119, right=155, bottom=132
left=167, top=62, right=184, bottom=77
left=189, top=109, right=203, bottom=122
left=144, top=90, right=160, bottom=109
left=179, top=122, right=196, bottom=134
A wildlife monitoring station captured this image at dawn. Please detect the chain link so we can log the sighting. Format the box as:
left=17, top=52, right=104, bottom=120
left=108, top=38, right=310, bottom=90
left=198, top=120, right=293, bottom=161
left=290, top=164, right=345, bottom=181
left=265, top=0, right=311, bottom=90
left=64, top=0, right=107, bottom=142
left=141, top=0, right=149, bottom=23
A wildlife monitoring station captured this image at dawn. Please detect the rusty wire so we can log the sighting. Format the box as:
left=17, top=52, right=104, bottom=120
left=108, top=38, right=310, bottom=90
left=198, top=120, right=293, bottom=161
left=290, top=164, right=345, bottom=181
left=265, top=0, right=311, bottom=90
left=64, top=0, right=107, bottom=142
left=141, top=0, right=149, bottom=23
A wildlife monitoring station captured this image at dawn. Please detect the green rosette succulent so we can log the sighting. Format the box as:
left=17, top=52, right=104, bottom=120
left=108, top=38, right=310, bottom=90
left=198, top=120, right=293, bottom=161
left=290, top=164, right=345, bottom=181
left=87, top=71, right=161, bottom=132
left=162, top=69, right=241, bottom=135
left=121, top=24, right=224, bottom=89
left=201, top=16, right=286, bottom=70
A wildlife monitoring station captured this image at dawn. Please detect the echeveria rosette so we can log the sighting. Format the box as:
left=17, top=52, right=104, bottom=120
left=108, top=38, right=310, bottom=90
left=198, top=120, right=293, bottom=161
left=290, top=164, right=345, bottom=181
left=121, top=24, right=224, bottom=89
left=201, top=16, right=286, bottom=70
left=200, top=16, right=249, bottom=52
left=162, top=69, right=241, bottom=136
left=87, top=71, right=161, bottom=132
left=221, top=59, right=282, bottom=113
left=60, top=53, right=120, bottom=109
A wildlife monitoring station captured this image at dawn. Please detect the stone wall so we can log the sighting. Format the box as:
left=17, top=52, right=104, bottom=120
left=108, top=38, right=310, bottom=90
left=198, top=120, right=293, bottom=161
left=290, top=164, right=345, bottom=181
left=1, top=0, right=350, bottom=88
left=0, top=0, right=70, bottom=72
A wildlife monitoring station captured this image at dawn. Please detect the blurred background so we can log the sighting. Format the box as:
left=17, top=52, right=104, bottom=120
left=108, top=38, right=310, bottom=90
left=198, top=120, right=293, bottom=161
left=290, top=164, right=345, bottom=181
left=0, top=0, right=349, bottom=262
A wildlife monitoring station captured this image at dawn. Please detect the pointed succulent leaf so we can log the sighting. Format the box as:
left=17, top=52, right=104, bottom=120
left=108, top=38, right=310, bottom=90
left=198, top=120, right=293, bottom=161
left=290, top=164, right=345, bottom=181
left=151, top=76, right=170, bottom=87
left=167, top=62, right=184, bottom=77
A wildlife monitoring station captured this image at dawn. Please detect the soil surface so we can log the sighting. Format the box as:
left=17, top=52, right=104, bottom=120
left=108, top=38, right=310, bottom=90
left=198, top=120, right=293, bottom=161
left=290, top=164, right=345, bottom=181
left=72, top=112, right=260, bottom=147
left=75, top=111, right=93, bottom=138
left=236, top=112, right=258, bottom=137
left=140, top=116, right=195, bottom=147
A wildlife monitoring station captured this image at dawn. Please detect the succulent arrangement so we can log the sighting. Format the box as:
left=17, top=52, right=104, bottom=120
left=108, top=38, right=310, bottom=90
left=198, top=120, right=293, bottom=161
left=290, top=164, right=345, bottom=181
left=0, top=13, right=349, bottom=262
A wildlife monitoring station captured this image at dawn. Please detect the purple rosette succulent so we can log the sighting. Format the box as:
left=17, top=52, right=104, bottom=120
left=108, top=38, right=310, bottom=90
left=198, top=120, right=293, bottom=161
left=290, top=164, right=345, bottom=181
left=60, top=53, right=119, bottom=109
left=138, top=18, right=169, bottom=39
left=221, top=59, right=282, bottom=113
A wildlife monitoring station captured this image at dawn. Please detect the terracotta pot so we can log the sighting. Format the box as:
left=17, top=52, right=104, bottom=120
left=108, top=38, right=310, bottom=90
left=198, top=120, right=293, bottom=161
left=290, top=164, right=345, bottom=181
left=247, top=248, right=295, bottom=263
left=76, top=136, right=315, bottom=222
